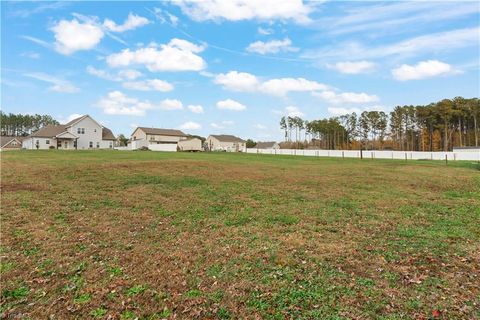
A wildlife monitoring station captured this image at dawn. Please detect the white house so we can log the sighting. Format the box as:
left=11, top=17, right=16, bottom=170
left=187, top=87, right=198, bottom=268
left=22, top=115, right=116, bottom=150
left=206, top=135, right=246, bottom=152
left=254, top=141, right=280, bottom=150
left=453, top=146, right=480, bottom=153
left=129, top=127, right=188, bottom=151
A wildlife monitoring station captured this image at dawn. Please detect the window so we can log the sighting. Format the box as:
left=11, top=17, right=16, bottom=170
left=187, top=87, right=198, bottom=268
left=46, top=140, right=50, bottom=144
left=89, top=141, right=93, bottom=148
left=96, top=142, right=100, bottom=148
left=77, top=128, right=85, bottom=134
left=73, top=140, right=77, bottom=148
left=109, top=142, right=113, bottom=149
left=11, top=141, right=17, bottom=146
left=94, top=129, right=97, bottom=132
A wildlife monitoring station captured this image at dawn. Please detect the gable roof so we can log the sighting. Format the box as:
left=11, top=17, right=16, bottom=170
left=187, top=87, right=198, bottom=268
left=209, top=135, right=246, bottom=143
left=64, top=115, right=88, bottom=127
left=102, top=127, right=116, bottom=140
left=136, top=127, right=187, bottom=137
left=0, top=136, right=24, bottom=147
left=255, top=141, right=278, bottom=149
left=30, top=125, right=67, bottom=138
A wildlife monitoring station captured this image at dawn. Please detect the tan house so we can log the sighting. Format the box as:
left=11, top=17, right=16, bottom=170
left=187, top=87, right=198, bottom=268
left=178, top=137, right=203, bottom=152
left=0, top=136, right=25, bottom=150
left=129, top=127, right=188, bottom=150
left=206, top=135, right=246, bottom=152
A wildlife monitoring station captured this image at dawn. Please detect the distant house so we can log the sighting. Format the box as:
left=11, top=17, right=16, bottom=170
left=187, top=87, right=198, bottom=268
left=206, top=135, right=246, bottom=152
left=254, top=141, right=280, bottom=150
left=22, top=115, right=116, bottom=150
left=178, top=137, right=203, bottom=152
left=0, top=136, right=25, bottom=150
left=129, top=127, right=188, bottom=151
left=453, top=146, right=480, bottom=152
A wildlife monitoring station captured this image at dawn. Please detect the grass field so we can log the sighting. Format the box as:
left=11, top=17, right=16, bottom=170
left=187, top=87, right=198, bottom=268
left=1, top=150, right=479, bottom=319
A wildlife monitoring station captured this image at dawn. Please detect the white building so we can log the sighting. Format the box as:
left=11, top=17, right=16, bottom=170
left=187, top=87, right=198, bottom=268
left=254, top=141, right=280, bottom=150
left=453, top=146, right=480, bottom=153
left=129, top=127, right=188, bottom=151
left=22, top=115, right=116, bottom=150
left=206, top=135, right=246, bottom=152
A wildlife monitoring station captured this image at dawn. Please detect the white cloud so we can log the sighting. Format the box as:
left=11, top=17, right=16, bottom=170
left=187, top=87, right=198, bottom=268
left=24, top=72, right=80, bottom=93
left=87, top=66, right=121, bottom=81
left=314, top=90, right=379, bottom=104
left=285, top=106, right=304, bottom=117
left=122, top=79, right=174, bottom=92
left=96, top=91, right=153, bottom=116
left=51, top=19, right=104, bottom=55
left=188, top=105, right=204, bottom=113
left=214, top=71, right=329, bottom=97
left=327, top=61, right=376, bottom=74
left=214, top=71, right=259, bottom=92
left=211, top=120, right=234, bottom=129
left=246, top=38, right=298, bottom=54
left=172, top=0, right=312, bottom=24
left=118, top=69, right=143, bottom=80
left=159, top=99, right=183, bottom=110
left=303, top=27, right=480, bottom=61
left=96, top=91, right=183, bottom=115
left=216, top=99, right=247, bottom=111
left=258, top=27, right=273, bottom=35
left=320, top=2, right=480, bottom=36
left=179, top=121, right=201, bottom=130
left=87, top=66, right=143, bottom=82
left=103, top=13, right=150, bottom=32
left=260, top=78, right=328, bottom=96
left=21, top=52, right=40, bottom=59
left=391, top=60, right=455, bottom=81
left=254, top=124, right=267, bottom=130
left=106, top=39, right=207, bottom=72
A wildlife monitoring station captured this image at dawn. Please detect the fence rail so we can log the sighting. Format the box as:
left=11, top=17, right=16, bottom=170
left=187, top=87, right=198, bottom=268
left=246, top=148, right=480, bottom=161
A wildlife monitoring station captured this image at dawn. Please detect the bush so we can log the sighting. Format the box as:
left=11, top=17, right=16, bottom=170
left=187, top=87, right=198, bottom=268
left=49, top=146, right=55, bottom=149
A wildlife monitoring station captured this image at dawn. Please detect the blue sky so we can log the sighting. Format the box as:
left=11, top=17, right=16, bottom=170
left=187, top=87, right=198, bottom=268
left=2, top=1, right=479, bottom=140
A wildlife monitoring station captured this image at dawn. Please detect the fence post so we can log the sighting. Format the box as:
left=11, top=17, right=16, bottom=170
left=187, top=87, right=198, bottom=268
left=371, top=152, right=374, bottom=159
left=405, top=153, right=407, bottom=161
left=445, top=154, right=448, bottom=165
left=454, top=153, right=456, bottom=161
left=360, top=149, right=363, bottom=159
left=342, top=151, right=344, bottom=159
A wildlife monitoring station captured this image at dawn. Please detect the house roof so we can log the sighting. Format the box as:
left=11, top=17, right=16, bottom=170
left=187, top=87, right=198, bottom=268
left=255, top=141, right=278, bottom=149
left=0, top=136, right=24, bottom=147
left=136, top=127, right=187, bottom=137
left=210, top=135, right=246, bottom=143
left=102, top=127, right=116, bottom=140
left=30, top=125, right=67, bottom=138
left=64, top=115, right=88, bottom=126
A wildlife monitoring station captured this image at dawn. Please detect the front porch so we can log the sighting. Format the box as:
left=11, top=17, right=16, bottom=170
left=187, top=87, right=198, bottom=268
left=55, top=131, right=78, bottom=150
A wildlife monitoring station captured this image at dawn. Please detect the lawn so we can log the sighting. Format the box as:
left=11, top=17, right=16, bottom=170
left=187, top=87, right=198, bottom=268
left=1, top=150, right=479, bottom=319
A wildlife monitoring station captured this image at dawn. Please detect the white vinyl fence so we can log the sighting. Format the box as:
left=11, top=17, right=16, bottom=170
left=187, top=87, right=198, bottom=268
left=246, top=148, right=480, bottom=161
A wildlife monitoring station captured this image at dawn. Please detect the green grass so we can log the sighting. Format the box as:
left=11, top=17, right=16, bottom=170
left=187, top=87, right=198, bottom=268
left=1, top=150, right=479, bottom=319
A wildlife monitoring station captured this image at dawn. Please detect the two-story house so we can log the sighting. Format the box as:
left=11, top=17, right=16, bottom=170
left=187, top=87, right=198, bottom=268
left=129, top=127, right=188, bottom=150
left=206, top=135, right=246, bottom=152
left=22, top=115, right=116, bottom=150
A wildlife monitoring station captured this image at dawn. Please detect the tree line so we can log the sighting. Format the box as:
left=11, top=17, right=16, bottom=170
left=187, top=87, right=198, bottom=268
left=0, top=112, right=60, bottom=136
left=280, top=97, right=479, bottom=151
